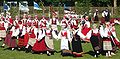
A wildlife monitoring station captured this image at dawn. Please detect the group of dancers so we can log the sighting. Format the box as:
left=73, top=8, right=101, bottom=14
left=0, top=9, right=120, bottom=57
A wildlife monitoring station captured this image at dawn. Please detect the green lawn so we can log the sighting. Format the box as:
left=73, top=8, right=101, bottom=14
left=0, top=25, right=120, bottom=59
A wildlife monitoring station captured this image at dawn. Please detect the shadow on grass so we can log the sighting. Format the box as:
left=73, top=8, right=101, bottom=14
left=3, top=47, right=12, bottom=50
left=84, top=51, right=95, bottom=57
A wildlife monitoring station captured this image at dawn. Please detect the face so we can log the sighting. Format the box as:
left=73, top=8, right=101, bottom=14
left=23, top=16, right=26, bottom=19
left=93, top=25, right=97, bottom=29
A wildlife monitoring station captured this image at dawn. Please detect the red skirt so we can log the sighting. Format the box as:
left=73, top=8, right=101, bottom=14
left=10, top=37, right=17, bottom=48
left=4, top=34, right=11, bottom=47
left=32, top=38, right=48, bottom=52
left=18, top=38, right=24, bottom=48
left=4, top=34, right=17, bottom=48
left=24, top=33, right=29, bottom=46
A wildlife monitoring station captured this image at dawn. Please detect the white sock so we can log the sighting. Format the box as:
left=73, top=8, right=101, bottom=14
left=2, top=44, right=5, bottom=46
left=25, top=44, right=29, bottom=48
left=47, top=51, right=49, bottom=54
left=97, top=51, right=99, bottom=53
left=106, top=53, right=108, bottom=57
left=94, top=55, right=97, bottom=57
left=12, top=48, right=14, bottom=50
left=108, top=51, right=111, bottom=56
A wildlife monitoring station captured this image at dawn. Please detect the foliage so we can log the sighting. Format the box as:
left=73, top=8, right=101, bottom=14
left=75, top=0, right=92, bottom=14
left=46, top=0, right=66, bottom=3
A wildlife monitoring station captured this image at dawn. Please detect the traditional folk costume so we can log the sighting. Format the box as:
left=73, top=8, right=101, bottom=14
left=32, top=28, right=49, bottom=53
left=25, top=25, right=38, bottom=52
left=50, top=17, right=59, bottom=31
left=50, top=17, right=59, bottom=35
left=102, top=10, right=111, bottom=22
left=17, top=21, right=25, bottom=49
left=101, top=23, right=115, bottom=57
left=93, top=9, right=99, bottom=23
left=27, top=26, right=37, bottom=47
left=67, top=16, right=73, bottom=29
left=58, top=22, right=72, bottom=56
left=72, top=29, right=83, bottom=57
left=27, top=16, right=32, bottom=26
left=4, top=25, right=18, bottom=50
left=0, top=20, right=6, bottom=41
left=39, top=16, right=49, bottom=29
left=81, top=20, right=91, bottom=42
left=45, top=27, right=58, bottom=55
left=22, top=16, right=27, bottom=27
left=71, top=18, right=79, bottom=30
left=90, top=24, right=102, bottom=57
left=23, top=25, right=31, bottom=47
left=110, top=24, right=120, bottom=49
left=109, top=19, right=120, bottom=49
left=11, top=25, right=19, bottom=50
left=32, top=15, right=39, bottom=28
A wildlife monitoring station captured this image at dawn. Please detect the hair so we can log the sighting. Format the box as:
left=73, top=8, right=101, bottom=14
left=92, top=24, right=97, bottom=28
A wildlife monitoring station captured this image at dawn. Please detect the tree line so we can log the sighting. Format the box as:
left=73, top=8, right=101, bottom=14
left=0, top=0, right=119, bottom=7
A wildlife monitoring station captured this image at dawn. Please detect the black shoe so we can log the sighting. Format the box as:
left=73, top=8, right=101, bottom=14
left=25, top=48, right=29, bottom=53
left=47, top=53, right=51, bottom=56
left=1, top=46, right=4, bottom=48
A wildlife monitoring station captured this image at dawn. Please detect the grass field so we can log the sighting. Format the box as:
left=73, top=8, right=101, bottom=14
left=0, top=25, right=120, bottom=59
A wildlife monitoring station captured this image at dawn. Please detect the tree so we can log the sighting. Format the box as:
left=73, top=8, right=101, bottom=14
left=114, top=0, right=117, bottom=7
left=98, top=0, right=111, bottom=7
left=46, top=0, right=66, bottom=3
left=75, top=0, right=92, bottom=14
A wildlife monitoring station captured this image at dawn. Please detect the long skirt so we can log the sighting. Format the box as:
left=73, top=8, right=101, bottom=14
left=45, top=36, right=54, bottom=50
left=102, top=37, right=117, bottom=53
left=90, top=35, right=101, bottom=51
left=18, top=36, right=24, bottom=48
left=61, top=41, right=72, bottom=56
left=72, top=35, right=83, bottom=53
left=61, top=38, right=70, bottom=50
left=10, top=36, right=17, bottom=48
left=32, top=37, right=49, bottom=52
left=4, top=34, right=17, bottom=48
left=28, top=38, right=36, bottom=47
left=24, top=33, right=29, bottom=46
left=4, top=34, right=11, bottom=47
left=103, top=38, right=112, bottom=51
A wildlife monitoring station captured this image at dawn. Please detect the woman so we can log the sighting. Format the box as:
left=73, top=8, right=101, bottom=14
left=25, top=24, right=37, bottom=52
left=58, top=22, right=72, bottom=56
left=72, top=28, right=83, bottom=57
left=102, top=22, right=114, bottom=57
left=32, top=26, right=49, bottom=54
left=0, top=19, right=6, bottom=41
left=45, top=26, right=57, bottom=56
left=93, top=9, right=99, bottom=23
left=90, top=24, right=101, bottom=57
left=4, top=25, right=18, bottom=50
